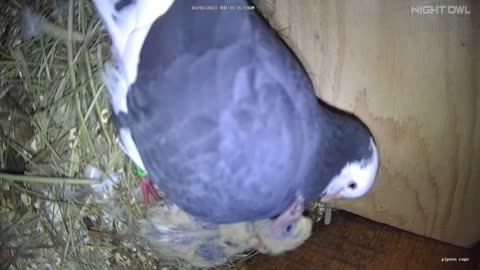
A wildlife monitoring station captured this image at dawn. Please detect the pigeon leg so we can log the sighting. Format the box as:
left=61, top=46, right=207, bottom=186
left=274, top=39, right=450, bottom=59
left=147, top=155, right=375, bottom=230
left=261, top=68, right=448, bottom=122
left=141, top=176, right=161, bottom=206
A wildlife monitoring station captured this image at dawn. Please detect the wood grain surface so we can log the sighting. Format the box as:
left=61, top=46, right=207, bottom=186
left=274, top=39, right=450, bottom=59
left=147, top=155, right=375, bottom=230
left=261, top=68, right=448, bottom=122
left=256, top=0, right=480, bottom=247
left=248, top=211, right=479, bottom=270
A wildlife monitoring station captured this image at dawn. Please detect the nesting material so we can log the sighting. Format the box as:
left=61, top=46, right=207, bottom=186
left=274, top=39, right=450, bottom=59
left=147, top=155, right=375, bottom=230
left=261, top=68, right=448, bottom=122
left=0, top=1, right=326, bottom=269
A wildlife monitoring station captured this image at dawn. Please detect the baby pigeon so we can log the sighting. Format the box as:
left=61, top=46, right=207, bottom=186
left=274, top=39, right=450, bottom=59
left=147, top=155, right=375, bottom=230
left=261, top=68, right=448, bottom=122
left=139, top=201, right=312, bottom=267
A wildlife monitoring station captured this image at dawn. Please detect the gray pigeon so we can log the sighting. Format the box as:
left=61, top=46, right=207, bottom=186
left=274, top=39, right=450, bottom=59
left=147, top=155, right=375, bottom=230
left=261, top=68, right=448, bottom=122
left=93, top=0, right=378, bottom=241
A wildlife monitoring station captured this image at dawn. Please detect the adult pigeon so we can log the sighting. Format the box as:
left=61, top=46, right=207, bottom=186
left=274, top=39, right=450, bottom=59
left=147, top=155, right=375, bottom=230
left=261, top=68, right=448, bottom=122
left=93, top=0, right=378, bottom=238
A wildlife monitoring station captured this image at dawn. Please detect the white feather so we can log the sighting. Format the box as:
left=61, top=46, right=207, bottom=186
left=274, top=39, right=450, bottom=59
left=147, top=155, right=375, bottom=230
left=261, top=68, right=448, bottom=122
left=119, top=127, right=146, bottom=170
left=322, top=138, right=379, bottom=199
left=93, top=0, right=175, bottom=170
left=94, top=0, right=175, bottom=87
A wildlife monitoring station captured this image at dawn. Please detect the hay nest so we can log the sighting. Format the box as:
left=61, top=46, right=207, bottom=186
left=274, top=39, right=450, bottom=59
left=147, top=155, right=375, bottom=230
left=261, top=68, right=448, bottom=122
left=0, top=1, right=327, bottom=269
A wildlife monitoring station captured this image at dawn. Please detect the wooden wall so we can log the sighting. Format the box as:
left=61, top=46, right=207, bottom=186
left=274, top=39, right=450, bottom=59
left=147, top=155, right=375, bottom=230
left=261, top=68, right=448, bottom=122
left=258, top=0, right=480, bottom=247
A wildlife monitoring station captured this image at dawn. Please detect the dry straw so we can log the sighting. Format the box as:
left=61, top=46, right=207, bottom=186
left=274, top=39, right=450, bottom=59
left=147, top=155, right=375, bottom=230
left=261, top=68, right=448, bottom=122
left=0, top=1, right=326, bottom=269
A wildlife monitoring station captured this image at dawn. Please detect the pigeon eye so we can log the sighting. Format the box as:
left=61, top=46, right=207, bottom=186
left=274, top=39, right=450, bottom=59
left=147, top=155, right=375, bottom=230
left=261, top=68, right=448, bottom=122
left=348, top=181, right=357, bottom=189
left=285, top=224, right=293, bottom=233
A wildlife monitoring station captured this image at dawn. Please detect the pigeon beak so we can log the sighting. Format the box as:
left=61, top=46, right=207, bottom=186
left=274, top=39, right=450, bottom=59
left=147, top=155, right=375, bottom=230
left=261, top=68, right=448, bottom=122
left=320, top=191, right=342, bottom=204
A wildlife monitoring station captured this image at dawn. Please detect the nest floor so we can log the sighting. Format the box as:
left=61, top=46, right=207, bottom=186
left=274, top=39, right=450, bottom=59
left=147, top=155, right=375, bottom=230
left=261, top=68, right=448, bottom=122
left=248, top=211, right=480, bottom=270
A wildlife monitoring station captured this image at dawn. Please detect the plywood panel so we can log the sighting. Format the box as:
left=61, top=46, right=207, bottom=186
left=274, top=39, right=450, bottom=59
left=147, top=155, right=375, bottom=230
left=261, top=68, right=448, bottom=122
left=257, top=0, right=480, bottom=247
left=248, top=211, right=479, bottom=270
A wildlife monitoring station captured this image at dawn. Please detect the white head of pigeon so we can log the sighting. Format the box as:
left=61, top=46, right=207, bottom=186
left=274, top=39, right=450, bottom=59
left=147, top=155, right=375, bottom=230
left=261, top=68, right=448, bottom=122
left=320, top=137, right=379, bottom=203
left=308, top=100, right=379, bottom=205
left=93, top=0, right=378, bottom=261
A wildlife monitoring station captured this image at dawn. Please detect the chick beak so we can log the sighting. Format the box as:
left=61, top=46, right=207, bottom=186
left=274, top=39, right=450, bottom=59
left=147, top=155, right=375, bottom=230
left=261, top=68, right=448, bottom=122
left=248, top=237, right=268, bottom=254
left=320, top=191, right=342, bottom=204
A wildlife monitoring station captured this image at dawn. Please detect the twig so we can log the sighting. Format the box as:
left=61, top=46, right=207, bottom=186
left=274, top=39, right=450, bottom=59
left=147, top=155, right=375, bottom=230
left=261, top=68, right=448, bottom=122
left=0, top=173, right=100, bottom=185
